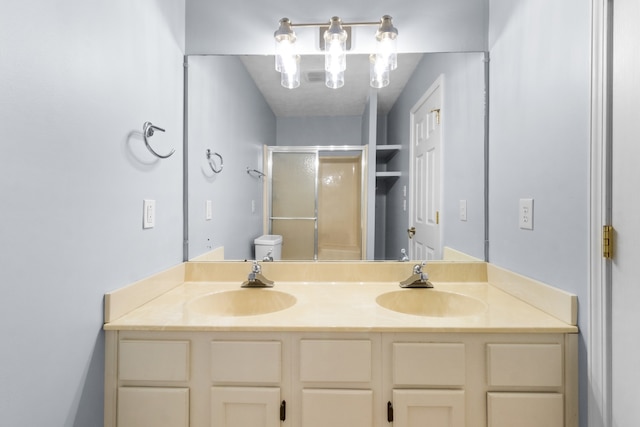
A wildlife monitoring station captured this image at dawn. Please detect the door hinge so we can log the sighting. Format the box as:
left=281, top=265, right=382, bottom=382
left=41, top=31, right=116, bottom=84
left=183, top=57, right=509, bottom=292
left=436, top=211, right=440, bottom=225
left=430, top=108, right=441, bottom=124
left=387, top=401, right=394, bottom=422
left=280, top=400, right=286, bottom=421
left=603, top=225, right=613, bottom=259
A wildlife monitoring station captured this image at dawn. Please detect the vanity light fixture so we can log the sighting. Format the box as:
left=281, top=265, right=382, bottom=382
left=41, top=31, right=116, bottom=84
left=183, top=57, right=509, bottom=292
left=273, top=15, right=398, bottom=89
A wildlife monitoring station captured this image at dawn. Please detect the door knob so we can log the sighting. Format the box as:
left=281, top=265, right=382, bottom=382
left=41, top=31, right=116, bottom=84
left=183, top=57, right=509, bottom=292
left=407, top=227, right=416, bottom=239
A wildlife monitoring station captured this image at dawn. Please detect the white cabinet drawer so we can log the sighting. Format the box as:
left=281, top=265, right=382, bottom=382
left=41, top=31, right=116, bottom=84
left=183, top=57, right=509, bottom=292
left=119, top=340, right=190, bottom=382
left=300, top=340, right=371, bottom=383
left=487, top=343, right=562, bottom=387
left=487, top=392, right=563, bottom=427
left=211, top=341, right=281, bottom=384
left=393, top=342, right=465, bottom=386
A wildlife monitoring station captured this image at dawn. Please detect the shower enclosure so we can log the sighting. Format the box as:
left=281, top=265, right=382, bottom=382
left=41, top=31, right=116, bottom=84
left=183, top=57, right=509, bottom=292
left=267, top=146, right=367, bottom=260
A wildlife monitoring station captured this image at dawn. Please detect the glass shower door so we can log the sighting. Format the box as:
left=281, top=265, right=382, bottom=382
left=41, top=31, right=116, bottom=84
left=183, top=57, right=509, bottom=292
left=270, top=151, right=318, bottom=260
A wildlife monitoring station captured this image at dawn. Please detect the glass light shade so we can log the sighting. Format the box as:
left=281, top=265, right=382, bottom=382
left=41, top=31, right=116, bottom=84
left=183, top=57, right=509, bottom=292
left=376, top=15, right=398, bottom=71
left=324, top=17, right=347, bottom=75
left=280, top=55, right=300, bottom=89
left=274, top=18, right=296, bottom=72
left=370, top=54, right=390, bottom=88
left=325, top=69, right=345, bottom=89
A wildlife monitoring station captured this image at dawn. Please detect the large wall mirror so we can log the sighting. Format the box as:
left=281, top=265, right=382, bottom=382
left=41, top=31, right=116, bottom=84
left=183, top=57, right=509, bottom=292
left=185, top=52, right=486, bottom=262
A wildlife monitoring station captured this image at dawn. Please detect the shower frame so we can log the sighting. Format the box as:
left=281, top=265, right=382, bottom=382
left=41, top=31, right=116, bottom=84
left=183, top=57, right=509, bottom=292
left=265, top=145, right=368, bottom=260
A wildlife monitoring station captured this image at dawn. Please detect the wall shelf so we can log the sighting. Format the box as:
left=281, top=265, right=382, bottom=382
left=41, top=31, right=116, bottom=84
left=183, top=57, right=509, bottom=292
left=375, top=144, right=402, bottom=162
left=375, top=145, right=401, bottom=190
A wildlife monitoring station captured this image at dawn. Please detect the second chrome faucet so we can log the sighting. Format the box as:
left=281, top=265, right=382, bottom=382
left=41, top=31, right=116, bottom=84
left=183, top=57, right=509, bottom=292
left=399, top=261, right=433, bottom=288
left=241, top=260, right=274, bottom=288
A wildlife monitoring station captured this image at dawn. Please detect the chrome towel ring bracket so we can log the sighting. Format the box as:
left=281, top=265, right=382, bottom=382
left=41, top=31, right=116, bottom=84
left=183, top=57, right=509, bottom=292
left=246, top=167, right=266, bottom=179
left=143, top=121, right=175, bottom=159
left=206, top=149, right=224, bottom=173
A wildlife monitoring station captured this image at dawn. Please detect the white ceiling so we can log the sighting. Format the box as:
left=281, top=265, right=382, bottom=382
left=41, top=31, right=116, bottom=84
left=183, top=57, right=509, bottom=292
left=240, top=53, right=424, bottom=117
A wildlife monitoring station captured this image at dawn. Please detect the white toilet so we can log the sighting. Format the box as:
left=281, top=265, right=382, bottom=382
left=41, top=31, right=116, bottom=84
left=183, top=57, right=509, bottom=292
left=254, top=235, right=283, bottom=261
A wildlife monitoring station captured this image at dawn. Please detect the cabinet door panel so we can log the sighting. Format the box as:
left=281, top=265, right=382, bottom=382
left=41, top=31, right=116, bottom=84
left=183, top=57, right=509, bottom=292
left=487, top=392, right=563, bottom=427
left=302, top=389, right=372, bottom=427
left=117, top=387, right=189, bottom=427
left=211, top=386, right=280, bottom=427
left=393, top=389, right=465, bottom=427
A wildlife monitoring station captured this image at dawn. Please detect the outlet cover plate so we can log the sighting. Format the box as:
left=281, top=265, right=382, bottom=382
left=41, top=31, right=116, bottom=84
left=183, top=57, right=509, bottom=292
left=519, top=198, right=534, bottom=230
left=143, top=199, right=155, bottom=229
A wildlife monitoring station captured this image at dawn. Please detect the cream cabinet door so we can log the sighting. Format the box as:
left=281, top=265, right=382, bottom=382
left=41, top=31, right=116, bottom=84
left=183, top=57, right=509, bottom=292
left=117, top=387, right=189, bottom=427
left=392, top=389, right=465, bottom=427
left=211, top=386, right=281, bottom=427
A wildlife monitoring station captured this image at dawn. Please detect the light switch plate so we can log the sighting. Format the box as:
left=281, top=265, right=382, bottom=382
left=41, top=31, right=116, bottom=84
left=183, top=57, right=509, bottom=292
left=205, top=200, right=212, bottom=220
left=519, top=198, right=534, bottom=230
left=143, top=199, right=155, bottom=229
left=459, top=199, right=468, bottom=221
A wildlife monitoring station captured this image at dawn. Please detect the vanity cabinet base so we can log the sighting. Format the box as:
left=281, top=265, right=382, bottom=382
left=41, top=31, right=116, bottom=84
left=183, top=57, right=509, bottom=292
left=104, top=331, right=577, bottom=427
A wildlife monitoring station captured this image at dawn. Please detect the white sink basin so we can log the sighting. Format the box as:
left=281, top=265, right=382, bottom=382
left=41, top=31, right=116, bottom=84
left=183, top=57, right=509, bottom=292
left=376, top=289, right=487, bottom=317
left=187, top=289, right=296, bottom=317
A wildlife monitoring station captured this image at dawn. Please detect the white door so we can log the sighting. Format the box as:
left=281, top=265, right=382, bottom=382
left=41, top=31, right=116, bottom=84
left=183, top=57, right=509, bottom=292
left=611, top=0, right=640, bottom=424
left=409, top=77, right=442, bottom=260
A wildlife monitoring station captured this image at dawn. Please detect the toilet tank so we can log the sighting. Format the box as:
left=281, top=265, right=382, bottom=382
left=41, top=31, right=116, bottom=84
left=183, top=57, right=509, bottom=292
left=254, top=234, right=283, bottom=260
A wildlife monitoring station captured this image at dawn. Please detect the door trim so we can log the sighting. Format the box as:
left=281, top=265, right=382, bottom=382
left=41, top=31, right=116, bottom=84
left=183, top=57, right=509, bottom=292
left=589, top=0, right=612, bottom=426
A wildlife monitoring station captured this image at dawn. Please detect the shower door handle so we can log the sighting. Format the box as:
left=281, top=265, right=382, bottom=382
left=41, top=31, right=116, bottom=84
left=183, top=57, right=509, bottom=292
left=407, top=227, right=416, bottom=239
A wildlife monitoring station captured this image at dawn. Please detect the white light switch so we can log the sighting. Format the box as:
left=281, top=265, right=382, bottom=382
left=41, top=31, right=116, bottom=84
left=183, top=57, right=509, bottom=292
left=251, top=200, right=256, bottom=214
left=143, top=199, right=155, bottom=229
left=519, top=198, right=534, bottom=230
left=205, top=200, right=212, bottom=220
left=459, top=199, right=467, bottom=221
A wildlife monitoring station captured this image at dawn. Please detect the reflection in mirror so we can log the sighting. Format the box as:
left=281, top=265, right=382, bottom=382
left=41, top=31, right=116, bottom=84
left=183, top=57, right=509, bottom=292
left=268, top=146, right=366, bottom=261
left=186, top=53, right=486, bottom=262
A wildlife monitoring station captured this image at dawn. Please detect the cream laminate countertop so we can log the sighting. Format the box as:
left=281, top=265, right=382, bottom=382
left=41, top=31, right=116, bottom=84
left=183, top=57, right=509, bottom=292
left=103, top=280, right=578, bottom=333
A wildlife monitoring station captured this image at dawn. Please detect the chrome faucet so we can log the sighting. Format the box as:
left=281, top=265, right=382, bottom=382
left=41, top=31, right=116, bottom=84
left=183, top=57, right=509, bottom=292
left=399, top=248, right=410, bottom=262
left=241, top=260, right=274, bottom=288
left=262, top=249, right=274, bottom=262
left=399, top=260, right=433, bottom=288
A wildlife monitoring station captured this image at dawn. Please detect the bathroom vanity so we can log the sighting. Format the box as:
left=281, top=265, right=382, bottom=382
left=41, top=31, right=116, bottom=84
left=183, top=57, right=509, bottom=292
left=103, top=261, right=578, bottom=427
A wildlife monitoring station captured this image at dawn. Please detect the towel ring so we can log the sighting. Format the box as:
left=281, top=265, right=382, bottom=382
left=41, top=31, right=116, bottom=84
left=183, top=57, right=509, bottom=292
left=143, top=121, right=175, bottom=159
left=206, top=149, right=224, bottom=173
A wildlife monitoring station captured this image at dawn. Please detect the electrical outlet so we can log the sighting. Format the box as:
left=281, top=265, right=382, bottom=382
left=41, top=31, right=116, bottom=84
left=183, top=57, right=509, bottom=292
left=459, top=199, right=467, bottom=221
left=519, top=198, right=534, bottom=230
left=143, top=199, right=155, bottom=229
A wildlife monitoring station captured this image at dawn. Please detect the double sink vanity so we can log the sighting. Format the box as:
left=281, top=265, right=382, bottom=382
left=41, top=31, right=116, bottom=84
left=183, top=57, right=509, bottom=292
left=103, top=261, right=578, bottom=427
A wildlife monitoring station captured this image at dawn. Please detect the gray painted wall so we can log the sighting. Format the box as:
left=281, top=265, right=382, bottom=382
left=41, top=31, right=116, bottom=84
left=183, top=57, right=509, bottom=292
left=276, top=116, right=362, bottom=146
left=385, top=53, right=487, bottom=260
left=488, top=0, right=590, bottom=425
left=0, top=1, right=593, bottom=426
left=187, top=56, right=276, bottom=260
left=0, top=1, right=185, bottom=425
